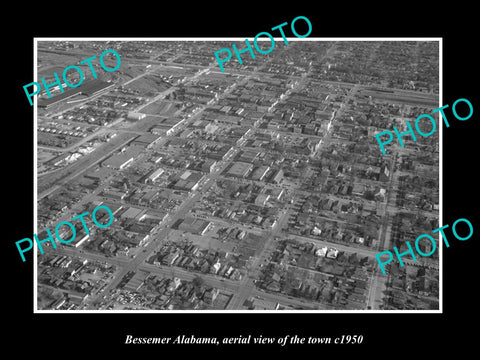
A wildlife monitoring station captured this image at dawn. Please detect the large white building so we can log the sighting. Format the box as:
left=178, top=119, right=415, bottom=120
left=147, top=168, right=164, bottom=183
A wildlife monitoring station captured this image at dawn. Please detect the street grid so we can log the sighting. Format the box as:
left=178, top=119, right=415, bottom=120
left=35, top=39, right=440, bottom=311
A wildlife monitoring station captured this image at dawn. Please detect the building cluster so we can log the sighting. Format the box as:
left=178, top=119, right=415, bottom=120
left=38, top=189, right=83, bottom=229
left=287, top=192, right=380, bottom=249
left=310, top=42, right=439, bottom=92
left=148, top=239, right=244, bottom=281
left=382, top=261, right=439, bottom=310
left=199, top=191, right=280, bottom=230
left=258, top=239, right=373, bottom=310
left=79, top=203, right=170, bottom=258
left=242, top=296, right=297, bottom=310
left=37, top=254, right=117, bottom=310
left=101, top=273, right=231, bottom=310
left=38, top=120, right=91, bottom=147
left=213, top=225, right=267, bottom=259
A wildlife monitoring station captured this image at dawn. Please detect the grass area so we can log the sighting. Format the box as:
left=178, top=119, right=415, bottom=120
left=38, top=149, right=59, bottom=163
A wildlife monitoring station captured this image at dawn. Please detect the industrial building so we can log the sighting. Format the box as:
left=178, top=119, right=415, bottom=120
left=171, top=170, right=205, bottom=191
left=132, top=134, right=163, bottom=148
left=226, top=162, right=253, bottom=178
left=178, top=217, right=212, bottom=235
left=38, top=79, right=115, bottom=109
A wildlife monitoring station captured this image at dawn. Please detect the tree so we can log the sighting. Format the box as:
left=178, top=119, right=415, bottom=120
left=192, top=275, right=204, bottom=288
left=364, top=191, right=375, bottom=201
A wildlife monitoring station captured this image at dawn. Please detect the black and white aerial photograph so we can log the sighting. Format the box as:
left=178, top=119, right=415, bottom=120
left=6, top=6, right=478, bottom=356
left=34, top=39, right=440, bottom=311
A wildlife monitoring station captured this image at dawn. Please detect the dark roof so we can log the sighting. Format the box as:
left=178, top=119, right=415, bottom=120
left=38, top=79, right=114, bottom=108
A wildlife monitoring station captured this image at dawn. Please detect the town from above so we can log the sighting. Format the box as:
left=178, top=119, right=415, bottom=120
left=36, top=40, right=439, bottom=311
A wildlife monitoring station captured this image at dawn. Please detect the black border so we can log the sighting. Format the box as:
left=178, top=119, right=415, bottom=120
left=6, top=5, right=478, bottom=356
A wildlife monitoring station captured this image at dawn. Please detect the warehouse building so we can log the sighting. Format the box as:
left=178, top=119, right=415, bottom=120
left=226, top=162, right=253, bottom=178
left=146, top=168, right=164, bottom=183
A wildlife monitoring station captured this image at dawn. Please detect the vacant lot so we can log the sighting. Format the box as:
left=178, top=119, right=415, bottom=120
left=125, top=74, right=172, bottom=96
